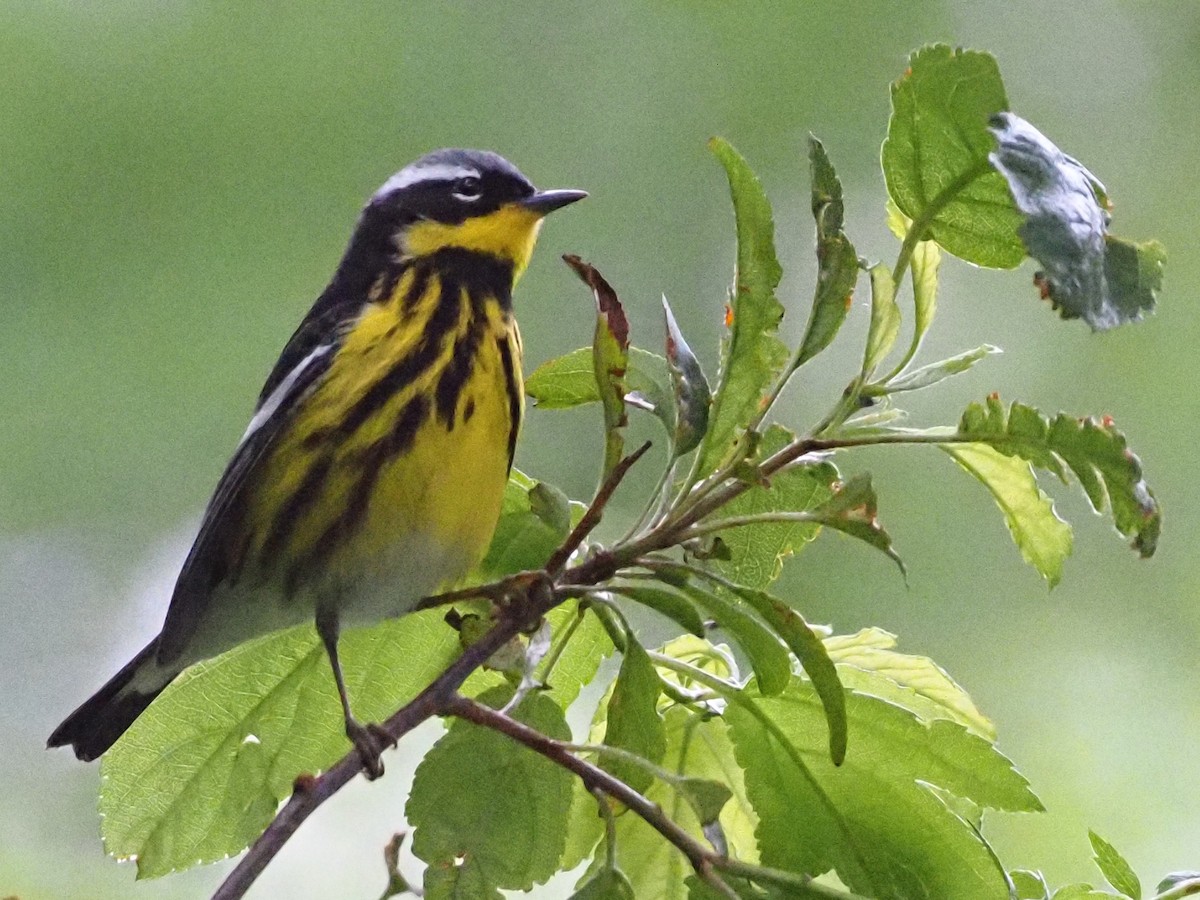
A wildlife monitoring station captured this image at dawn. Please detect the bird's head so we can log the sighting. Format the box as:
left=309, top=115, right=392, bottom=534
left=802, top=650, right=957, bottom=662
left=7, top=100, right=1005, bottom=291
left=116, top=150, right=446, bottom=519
left=366, top=148, right=586, bottom=280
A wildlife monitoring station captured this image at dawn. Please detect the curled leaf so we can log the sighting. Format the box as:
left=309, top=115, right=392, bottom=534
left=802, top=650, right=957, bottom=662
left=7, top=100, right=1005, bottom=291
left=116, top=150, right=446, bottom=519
left=988, top=112, right=1165, bottom=330
left=564, top=255, right=630, bottom=477
left=663, top=295, right=712, bottom=456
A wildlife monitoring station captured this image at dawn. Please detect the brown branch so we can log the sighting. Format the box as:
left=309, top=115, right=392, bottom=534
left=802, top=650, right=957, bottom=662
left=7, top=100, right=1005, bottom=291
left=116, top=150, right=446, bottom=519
left=212, top=442, right=651, bottom=900
left=544, top=439, right=651, bottom=576
left=443, top=695, right=866, bottom=900
left=211, top=614, right=525, bottom=900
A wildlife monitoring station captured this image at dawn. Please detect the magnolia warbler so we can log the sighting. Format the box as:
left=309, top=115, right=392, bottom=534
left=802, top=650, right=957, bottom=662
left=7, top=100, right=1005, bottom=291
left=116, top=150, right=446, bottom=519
left=48, top=149, right=586, bottom=775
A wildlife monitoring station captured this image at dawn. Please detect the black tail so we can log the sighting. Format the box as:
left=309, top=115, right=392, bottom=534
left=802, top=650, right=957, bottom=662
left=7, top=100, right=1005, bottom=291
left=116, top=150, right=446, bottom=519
left=48, top=639, right=168, bottom=761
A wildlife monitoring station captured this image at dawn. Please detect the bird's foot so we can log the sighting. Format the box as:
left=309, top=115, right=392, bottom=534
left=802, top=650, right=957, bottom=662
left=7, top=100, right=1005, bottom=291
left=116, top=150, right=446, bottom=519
left=347, top=719, right=394, bottom=780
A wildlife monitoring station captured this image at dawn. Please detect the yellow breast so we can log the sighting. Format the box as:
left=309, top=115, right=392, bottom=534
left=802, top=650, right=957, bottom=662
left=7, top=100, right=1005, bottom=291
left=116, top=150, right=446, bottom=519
left=244, top=264, right=523, bottom=614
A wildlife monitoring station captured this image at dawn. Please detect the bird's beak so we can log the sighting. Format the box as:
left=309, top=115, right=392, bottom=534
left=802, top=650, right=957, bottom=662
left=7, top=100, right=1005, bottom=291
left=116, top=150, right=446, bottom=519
left=521, top=189, right=588, bottom=215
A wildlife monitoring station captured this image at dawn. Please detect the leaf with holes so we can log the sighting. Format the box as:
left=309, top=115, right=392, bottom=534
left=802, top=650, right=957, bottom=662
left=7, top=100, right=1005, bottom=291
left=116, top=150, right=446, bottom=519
left=408, top=688, right=574, bottom=892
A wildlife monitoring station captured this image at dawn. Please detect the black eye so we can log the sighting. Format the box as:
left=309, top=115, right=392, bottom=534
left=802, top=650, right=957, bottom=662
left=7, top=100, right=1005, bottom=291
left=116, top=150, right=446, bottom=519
left=452, top=176, right=482, bottom=202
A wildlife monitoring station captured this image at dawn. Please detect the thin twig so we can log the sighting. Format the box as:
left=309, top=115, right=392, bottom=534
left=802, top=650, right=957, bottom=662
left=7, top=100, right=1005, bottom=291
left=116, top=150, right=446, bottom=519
left=443, top=695, right=867, bottom=900
left=212, top=613, right=529, bottom=900
left=543, top=439, right=652, bottom=576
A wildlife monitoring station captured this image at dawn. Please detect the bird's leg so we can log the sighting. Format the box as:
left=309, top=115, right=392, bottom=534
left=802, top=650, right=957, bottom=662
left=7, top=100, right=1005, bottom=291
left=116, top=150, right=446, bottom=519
left=316, top=605, right=391, bottom=780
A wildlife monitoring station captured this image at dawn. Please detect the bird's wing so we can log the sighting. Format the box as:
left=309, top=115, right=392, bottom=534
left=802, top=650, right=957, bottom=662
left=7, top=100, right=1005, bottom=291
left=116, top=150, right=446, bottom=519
left=155, top=315, right=344, bottom=666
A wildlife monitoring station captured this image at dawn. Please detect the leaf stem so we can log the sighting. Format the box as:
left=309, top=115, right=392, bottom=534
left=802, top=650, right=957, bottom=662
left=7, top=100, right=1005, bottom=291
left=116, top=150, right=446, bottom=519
left=444, top=694, right=864, bottom=900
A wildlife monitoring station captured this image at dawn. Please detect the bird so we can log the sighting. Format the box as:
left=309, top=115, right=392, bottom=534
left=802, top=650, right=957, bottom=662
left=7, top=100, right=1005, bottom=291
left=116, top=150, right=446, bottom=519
left=47, top=149, right=586, bottom=776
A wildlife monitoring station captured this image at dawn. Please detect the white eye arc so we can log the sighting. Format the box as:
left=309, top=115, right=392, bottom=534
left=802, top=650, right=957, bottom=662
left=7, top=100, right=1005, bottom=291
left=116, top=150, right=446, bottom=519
left=452, top=176, right=483, bottom=202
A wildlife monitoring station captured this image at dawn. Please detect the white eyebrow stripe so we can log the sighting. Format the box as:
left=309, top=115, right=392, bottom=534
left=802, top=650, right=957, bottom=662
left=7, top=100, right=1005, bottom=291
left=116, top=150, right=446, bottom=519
left=238, top=343, right=333, bottom=447
left=377, top=163, right=480, bottom=196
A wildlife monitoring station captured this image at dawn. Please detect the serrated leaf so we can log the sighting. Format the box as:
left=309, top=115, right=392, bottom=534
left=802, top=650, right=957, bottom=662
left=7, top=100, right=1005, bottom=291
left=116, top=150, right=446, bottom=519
left=560, top=777, right=604, bottom=873
left=1011, top=869, right=1052, bottom=900
left=563, top=255, right=630, bottom=478
left=796, top=136, right=858, bottom=368
left=884, top=345, right=999, bottom=393
left=727, top=678, right=1041, bottom=899
left=712, top=425, right=838, bottom=590
left=572, top=869, right=636, bottom=899
left=601, top=637, right=666, bottom=793
left=613, top=584, right=706, bottom=637
left=539, top=604, right=616, bottom=710
left=100, top=611, right=463, bottom=878
left=723, top=584, right=847, bottom=765
left=424, top=858, right=504, bottom=900
left=591, top=708, right=759, bottom=898
left=945, top=442, right=1073, bottom=586
left=862, top=263, right=901, bottom=377
left=1089, top=830, right=1141, bottom=899
left=808, top=472, right=905, bottom=574
left=956, top=397, right=1160, bottom=557
left=824, top=627, right=995, bottom=740
left=883, top=44, right=1024, bottom=267
left=663, top=295, right=712, bottom=455
left=675, top=582, right=791, bottom=697
left=989, top=112, right=1165, bottom=330
left=697, top=138, right=789, bottom=475
left=408, top=688, right=573, bottom=892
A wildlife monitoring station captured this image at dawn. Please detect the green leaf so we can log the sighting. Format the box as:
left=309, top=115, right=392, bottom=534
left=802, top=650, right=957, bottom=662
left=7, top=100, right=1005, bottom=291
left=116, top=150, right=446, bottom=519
left=477, top=470, right=575, bottom=579
left=796, top=136, right=858, bottom=368
left=697, top=138, right=789, bottom=475
left=593, top=708, right=759, bottom=898
left=424, top=858, right=504, bottom=900
left=601, top=637, right=667, bottom=793
left=944, top=442, right=1074, bottom=587
left=1089, top=830, right=1141, bottom=899
left=883, top=44, right=1024, bottom=267
left=663, top=295, right=712, bottom=455
left=883, top=345, right=999, bottom=394
left=957, top=396, right=1161, bottom=557
left=559, top=777, right=604, bottom=873
left=527, top=346, right=672, bottom=416
left=408, top=688, right=574, bottom=892
left=712, top=425, right=838, bottom=590
left=824, top=627, right=995, bottom=740
left=862, top=263, right=901, bottom=377
left=1010, top=869, right=1052, bottom=900
left=687, top=874, right=779, bottom=899
left=1050, top=886, right=1113, bottom=900
left=1156, top=873, right=1200, bottom=894
left=722, top=584, right=847, bottom=765
left=101, top=611, right=463, bottom=877
left=613, top=584, right=706, bottom=638
left=539, top=603, right=617, bottom=709
left=676, top=776, right=733, bottom=825
left=910, top=234, right=941, bottom=347
left=988, top=112, right=1166, bottom=330
left=676, top=582, right=791, bottom=697
left=727, top=678, right=1042, bottom=899
left=807, top=472, right=906, bottom=574
left=563, top=255, right=630, bottom=478
left=572, top=869, right=636, bottom=899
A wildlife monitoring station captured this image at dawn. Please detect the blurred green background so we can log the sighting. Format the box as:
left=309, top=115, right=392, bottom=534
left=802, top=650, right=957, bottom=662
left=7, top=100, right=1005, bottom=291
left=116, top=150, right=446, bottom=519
left=3, top=1, right=1196, bottom=897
